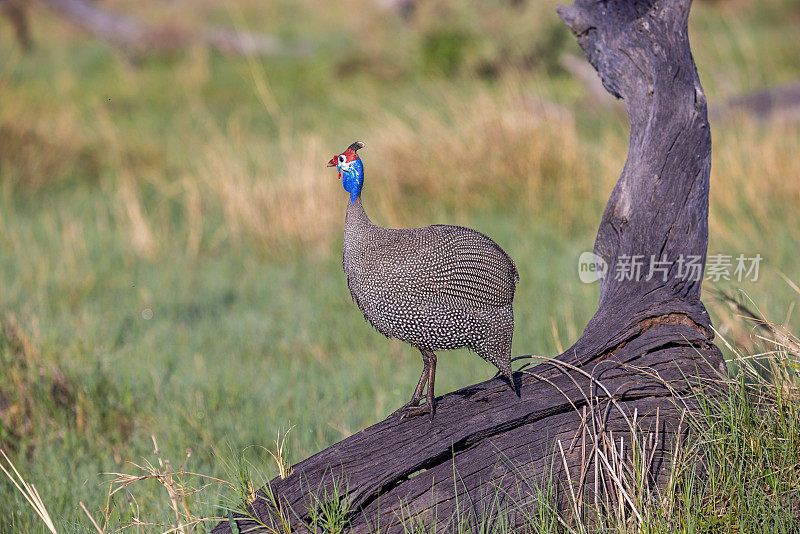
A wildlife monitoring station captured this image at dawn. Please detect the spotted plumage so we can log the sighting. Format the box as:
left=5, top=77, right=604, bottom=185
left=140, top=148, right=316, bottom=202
left=328, top=141, right=519, bottom=419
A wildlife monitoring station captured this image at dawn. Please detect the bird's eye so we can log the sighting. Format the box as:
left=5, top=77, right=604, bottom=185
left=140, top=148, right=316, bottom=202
left=338, top=155, right=346, bottom=164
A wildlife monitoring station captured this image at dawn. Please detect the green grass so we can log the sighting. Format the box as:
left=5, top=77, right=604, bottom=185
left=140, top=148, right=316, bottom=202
left=0, top=0, right=799, bottom=532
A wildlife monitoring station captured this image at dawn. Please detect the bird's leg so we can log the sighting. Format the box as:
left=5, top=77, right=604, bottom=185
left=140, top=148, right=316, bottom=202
left=405, top=362, right=429, bottom=408
left=399, top=349, right=437, bottom=421
left=424, top=350, right=437, bottom=420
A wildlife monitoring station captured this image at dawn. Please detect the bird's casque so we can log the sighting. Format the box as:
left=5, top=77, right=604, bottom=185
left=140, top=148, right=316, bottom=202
left=328, top=142, right=365, bottom=203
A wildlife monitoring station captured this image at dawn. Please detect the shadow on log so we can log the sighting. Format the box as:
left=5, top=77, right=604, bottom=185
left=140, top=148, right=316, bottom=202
left=213, top=0, right=724, bottom=531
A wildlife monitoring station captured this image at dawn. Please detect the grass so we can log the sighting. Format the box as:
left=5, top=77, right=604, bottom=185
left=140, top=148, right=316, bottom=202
left=0, top=0, right=799, bottom=531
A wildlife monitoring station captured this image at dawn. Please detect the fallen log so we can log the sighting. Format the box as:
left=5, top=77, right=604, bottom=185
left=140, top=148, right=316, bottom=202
left=0, top=0, right=31, bottom=51
left=213, top=0, right=724, bottom=531
left=40, top=0, right=312, bottom=57
left=716, top=79, right=800, bottom=123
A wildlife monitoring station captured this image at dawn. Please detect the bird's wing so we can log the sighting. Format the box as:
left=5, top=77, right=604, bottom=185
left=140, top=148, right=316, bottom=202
left=377, top=225, right=519, bottom=309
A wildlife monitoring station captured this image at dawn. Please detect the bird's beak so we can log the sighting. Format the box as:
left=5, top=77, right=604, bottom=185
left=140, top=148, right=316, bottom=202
left=327, top=156, right=337, bottom=167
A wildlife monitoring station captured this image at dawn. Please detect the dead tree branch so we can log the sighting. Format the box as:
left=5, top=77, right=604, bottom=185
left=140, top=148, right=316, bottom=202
left=40, top=0, right=312, bottom=57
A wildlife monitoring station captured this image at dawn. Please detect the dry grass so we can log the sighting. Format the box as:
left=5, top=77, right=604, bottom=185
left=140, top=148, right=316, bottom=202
left=0, top=314, right=78, bottom=452
left=0, top=97, right=100, bottom=195
left=125, top=83, right=604, bottom=261
left=368, top=90, right=594, bottom=223
left=189, top=128, right=340, bottom=255
left=99, top=436, right=229, bottom=534
left=710, top=118, right=800, bottom=250
left=3, top=10, right=798, bottom=263
left=2, top=434, right=234, bottom=534
left=100, top=100, right=800, bottom=266
left=0, top=450, right=57, bottom=534
left=55, top=81, right=604, bottom=261
left=521, top=284, right=800, bottom=533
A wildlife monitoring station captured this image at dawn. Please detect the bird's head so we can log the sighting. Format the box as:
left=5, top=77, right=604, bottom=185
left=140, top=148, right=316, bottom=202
left=328, top=141, right=365, bottom=203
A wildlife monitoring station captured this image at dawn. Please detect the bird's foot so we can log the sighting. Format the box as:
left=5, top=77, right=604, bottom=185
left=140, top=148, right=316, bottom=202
left=398, top=401, right=435, bottom=422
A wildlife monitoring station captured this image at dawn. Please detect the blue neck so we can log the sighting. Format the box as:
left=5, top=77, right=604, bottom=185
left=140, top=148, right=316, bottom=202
left=342, top=158, right=364, bottom=203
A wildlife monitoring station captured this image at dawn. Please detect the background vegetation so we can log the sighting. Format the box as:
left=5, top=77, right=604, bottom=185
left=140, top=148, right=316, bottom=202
left=0, top=0, right=798, bottom=531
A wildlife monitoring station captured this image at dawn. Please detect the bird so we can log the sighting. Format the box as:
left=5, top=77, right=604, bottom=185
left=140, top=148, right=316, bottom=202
left=328, top=141, right=519, bottom=420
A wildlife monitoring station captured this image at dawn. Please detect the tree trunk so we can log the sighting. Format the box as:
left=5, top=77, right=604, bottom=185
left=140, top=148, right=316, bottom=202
left=213, top=0, right=723, bottom=531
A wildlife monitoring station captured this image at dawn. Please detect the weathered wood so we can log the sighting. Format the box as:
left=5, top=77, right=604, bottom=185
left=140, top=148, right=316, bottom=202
left=716, top=79, right=800, bottom=123
left=40, top=0, right=312, bottom=57
left=213, top=0, right=723, bottom=531
left=0, top=0, right=31, bottom=52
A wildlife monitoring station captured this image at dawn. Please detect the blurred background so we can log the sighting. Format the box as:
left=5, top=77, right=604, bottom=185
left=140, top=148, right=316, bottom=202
left=0, top=0, right=798, bottom=530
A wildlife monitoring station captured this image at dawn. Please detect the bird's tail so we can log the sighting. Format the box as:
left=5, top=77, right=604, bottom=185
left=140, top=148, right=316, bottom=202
left=500, top=363, right=513, bottom=382
left=492, top=357, right=514, bottom=380
left=499, top=362, right=521, bottom=398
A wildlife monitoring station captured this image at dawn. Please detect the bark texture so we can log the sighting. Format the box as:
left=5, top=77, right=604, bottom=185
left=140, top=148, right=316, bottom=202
left=213, top=0, right=723, bottom=531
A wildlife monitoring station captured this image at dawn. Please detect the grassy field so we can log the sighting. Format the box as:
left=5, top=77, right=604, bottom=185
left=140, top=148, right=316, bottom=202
left=0, top=0, right=799, bottom=532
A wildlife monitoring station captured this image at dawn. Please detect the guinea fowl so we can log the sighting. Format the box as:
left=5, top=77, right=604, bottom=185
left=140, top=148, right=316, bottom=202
left=328, top=141, right=519, bottom=420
